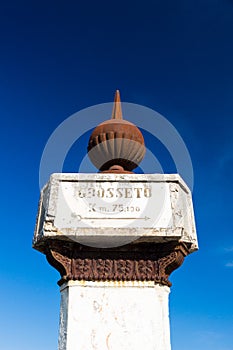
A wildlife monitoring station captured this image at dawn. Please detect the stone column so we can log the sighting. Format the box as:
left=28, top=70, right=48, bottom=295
left=34, top=172, right=197, bottom=350
left=44, top=239, right=189, bottom=350
left=34, top=92, right=198, bottom=349
left=59, top=282, right=170, bottom=350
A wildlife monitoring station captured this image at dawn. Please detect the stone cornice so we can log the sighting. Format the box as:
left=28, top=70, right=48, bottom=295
left=45, top=240, right=189, bottom=287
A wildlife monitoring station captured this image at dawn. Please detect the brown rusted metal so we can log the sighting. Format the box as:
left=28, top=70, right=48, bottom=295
left=101, top=165, right=133, bottom=174
left=87, top=90, right=145, bottom=172
left=111, top=90, right=123, bottom=120
left=45, top=239, right=189, bottom=286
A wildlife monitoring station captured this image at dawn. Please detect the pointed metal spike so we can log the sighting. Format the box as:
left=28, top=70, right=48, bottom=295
left=111, top=90, right=123, bottom=120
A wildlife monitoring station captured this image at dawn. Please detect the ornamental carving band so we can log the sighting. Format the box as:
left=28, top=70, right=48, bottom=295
left=45, top=240, right=189, bottom=287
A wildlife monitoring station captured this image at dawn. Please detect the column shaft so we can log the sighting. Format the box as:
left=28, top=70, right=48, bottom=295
left=59, top=281, right=171, bottom=350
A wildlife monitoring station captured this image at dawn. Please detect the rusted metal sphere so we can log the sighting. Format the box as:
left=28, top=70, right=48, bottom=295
left=88, top=119, right=145, bottom=171
left=87, top=91, right=145, bottom=172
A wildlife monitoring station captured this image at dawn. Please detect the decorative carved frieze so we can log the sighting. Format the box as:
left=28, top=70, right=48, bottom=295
left=45, top=240, right=189, bottom=287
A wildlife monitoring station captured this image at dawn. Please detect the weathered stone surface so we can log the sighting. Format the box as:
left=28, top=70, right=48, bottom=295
left=34, top=173, right=198, bottom=251
left=34, top=172, right=198, bottom=350
left=58, top=280, right=171, bottom=350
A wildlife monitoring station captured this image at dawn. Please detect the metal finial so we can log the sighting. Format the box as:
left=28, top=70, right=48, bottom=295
left=88, top=90, right=145, bottom=172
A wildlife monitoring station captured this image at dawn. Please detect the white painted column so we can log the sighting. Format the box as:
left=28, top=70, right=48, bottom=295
left=58, top=280, right=171, bottom=350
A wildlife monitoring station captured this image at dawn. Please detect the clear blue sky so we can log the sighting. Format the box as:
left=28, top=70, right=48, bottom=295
left=1, top=1, right=233, bottom=349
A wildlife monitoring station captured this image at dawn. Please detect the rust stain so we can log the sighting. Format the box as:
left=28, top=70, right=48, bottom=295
left=106, top=332, right=111, bottom=350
